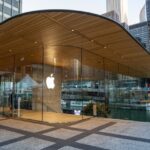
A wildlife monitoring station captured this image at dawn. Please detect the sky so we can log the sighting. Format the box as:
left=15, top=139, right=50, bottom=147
left=22, top=0, right=145, bottom=25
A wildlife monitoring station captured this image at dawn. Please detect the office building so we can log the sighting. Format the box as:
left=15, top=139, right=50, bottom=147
left=146, top=0, right=150, bottom=21
left=106, top=0, right=128, bottom=24
left=0, top=0, right=22, bottom=22
left=103, top=10, right=120, bottom=23
left=140, top=4, right=146, bottom=22
left=129, top=22, right=149, bottom=50
left=129, top=0, right=150, bottom=52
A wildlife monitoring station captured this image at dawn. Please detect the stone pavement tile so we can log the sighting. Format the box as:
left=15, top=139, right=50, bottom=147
left=70, top=118, right=110, bottom=130
left=100, top=121, right=150, bottom=139
left=0, top=129, right=23, bottom=143
left=43, top=128, right=82, bottom=140
left=77, top=133, right=150, bottom=150
left=1, top=137, right=54, bottom=150
left=58, top=146, right=82, bottom=150
left=0, top=119, right=53, bottom=133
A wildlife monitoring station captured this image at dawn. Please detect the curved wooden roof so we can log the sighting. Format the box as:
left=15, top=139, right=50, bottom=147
left=0, top=10, right=150, bottom=77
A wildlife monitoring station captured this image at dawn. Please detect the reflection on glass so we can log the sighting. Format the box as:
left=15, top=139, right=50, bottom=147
left=0, top=46, right=150, bottom=122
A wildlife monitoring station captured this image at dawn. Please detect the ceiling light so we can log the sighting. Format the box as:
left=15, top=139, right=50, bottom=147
left=71, top=29, right=74, bottom=32
left=34, top=41, right=38, bottom=44
left=104, top=45, right=107, bottom=49
left=20, top=57, right=24, bottom=61
left=9, top=49, right=12, bottom=52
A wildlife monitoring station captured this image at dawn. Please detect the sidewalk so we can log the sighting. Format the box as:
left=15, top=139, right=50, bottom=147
left=0, top=117, right=150, bottom=150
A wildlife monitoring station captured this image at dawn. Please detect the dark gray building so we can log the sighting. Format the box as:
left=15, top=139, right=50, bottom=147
left=129, top=22, right=150, bottom=50
left=146, top=0, right=150, bottom=51
left=129, top=0, right=150, bottom=52
left=0, top=0, right=22, bottom=22
left=146, top=0, right=150, bottom=21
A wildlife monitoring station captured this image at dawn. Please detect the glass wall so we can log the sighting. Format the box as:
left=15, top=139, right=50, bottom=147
left=0, top=56, right=14, bottom=116
left=0, top=46, right=150, bottom=122
left=81, top=51, right=106, bottom=118
left=43, top=46, right=83, bottom=123
left=14, top=48, right=43, bottom=121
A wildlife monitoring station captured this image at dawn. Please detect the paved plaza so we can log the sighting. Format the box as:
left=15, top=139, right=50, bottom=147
left=0, top=116, right=150, bottom=150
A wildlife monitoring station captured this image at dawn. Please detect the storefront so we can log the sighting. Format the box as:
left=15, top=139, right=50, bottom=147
left=0, top=10, right=150, bottom=123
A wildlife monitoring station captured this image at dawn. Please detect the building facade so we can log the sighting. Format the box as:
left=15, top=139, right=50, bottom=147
left=0, top=10, right=150, bottom=123
left=129, top=22, right=150, bottom=50
left=129, top=0, right=150, bottom=52
left=106, top=0, right=128, bottom=24
left=0, top=0, right=22, bottom=22
left=102, top=10, right=120, bottom=23
left=146, top=0, right=150, bottom=21
left=140, top=4, right=146, bottom=22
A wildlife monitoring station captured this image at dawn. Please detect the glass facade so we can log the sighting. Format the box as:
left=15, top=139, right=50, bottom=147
left=129, top=22, right=150, bottom=51
left=129, top=0, right=150, bottom=52
left=146, top=0, right=150, bottom=21
left=0, top=0, right=22, bottom=22
left=0, top=45, right=150, bottom=122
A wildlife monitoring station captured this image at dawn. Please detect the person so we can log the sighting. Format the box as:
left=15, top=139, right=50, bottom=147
left=8, top=92, right=13, bottom=112
left=8, top=92, right=18, bottom=112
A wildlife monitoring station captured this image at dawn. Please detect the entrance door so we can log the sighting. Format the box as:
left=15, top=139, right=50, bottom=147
left=0, top=73, right=14, bottom=116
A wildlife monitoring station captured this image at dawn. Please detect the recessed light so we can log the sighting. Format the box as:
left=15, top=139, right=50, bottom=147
left=34, top=41, right=38, bottom=44
left=104, top=45, right=107, bottom=49
left=20, top=57, right=24, bottom=61
left=9, top=49, right=12, bottom=52
left=71, top=29, right=74, bottom=32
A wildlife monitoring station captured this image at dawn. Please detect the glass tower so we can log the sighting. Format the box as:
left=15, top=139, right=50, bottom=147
left=0, top=0, right=22, bottom=22
left=146, top=0, right=150, bottom=21
left=129, top=22, right=150, bottom=50
left=106, top=0, right=128, bottom=24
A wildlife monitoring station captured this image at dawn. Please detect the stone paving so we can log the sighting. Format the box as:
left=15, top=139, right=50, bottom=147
left=0, top=117, right=150, bottom=150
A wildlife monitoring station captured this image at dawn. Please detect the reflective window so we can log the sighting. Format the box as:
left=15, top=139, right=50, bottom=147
left=3, top=6, right=11, bottom=15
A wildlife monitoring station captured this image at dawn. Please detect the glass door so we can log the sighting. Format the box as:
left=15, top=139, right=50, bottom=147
left=0, top=73, right=14, bottom=117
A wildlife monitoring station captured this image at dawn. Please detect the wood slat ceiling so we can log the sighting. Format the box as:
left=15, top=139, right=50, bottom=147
left=0, top=10, right=150, bottom=77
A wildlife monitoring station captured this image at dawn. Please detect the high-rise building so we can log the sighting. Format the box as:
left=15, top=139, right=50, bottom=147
left=0, top=0, right=22, bottom=22
left=140, top=4, right=146, bottom=22
left=129, top=22, right=149, bottom=50
left=146, top=0, right=150, bottom=21
left=129, top=0, right=150, bottom=52
left=106, top=0, right=128, bottom=24
left=146, top=0, right=150, bottom=50
left=103, top=10, right=120, bottom=23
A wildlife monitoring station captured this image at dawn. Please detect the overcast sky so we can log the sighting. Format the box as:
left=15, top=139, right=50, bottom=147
left=22, top=0, right=145, bottom=25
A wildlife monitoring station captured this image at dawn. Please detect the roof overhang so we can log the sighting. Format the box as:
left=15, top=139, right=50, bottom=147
left=0, top=10, right=150, bottom=78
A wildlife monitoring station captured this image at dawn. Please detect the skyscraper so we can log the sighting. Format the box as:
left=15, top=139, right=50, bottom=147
left=129, top=22, right=149, bottom=50
left=140, top=4, right=146, bottom=22
left=106, top=0, right=128, bottom=24
left=146, top=0, right=150, bottom=21
left=0, top=0, right=22, bottom=22
left=129, top=0, right=150, bottom=52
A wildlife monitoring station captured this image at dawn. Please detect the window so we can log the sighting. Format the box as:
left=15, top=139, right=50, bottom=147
left=4, top=0, right=11, bottom=5
left=12, top=0, right=19, bottom=8
left=3, top=6, right=11, bottom=15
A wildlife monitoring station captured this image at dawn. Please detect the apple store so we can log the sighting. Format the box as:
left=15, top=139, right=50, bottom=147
left=0, top=10, right=150, bottom=123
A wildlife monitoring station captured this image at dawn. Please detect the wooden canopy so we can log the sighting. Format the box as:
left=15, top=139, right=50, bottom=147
left=0, top=10, right=150, bottom=77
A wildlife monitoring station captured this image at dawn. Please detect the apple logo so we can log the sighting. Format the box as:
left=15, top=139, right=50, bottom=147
left=46, top=74, right=55, bottom=89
